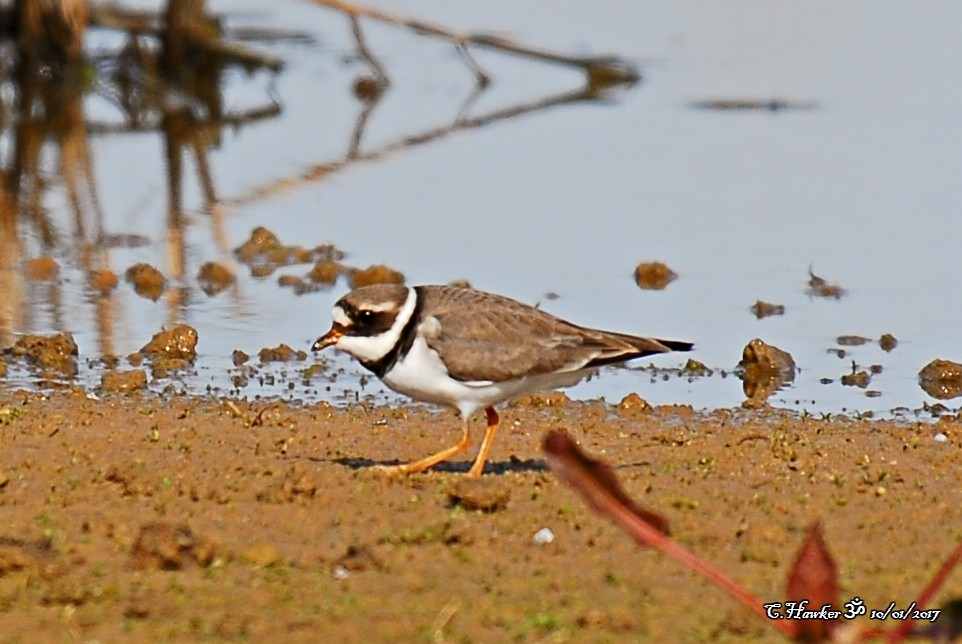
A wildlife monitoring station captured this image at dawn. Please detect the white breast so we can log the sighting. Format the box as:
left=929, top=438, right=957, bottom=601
left=382, top=334, right=596, bottom=419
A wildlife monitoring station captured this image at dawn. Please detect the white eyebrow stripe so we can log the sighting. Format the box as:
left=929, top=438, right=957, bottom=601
left=332, top=305, right=351, bottom=326
left=364, top=301, right=399, bottom=313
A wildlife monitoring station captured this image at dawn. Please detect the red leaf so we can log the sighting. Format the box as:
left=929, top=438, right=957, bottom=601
left=543, top=430, right=669, bottom=540
left=543, top=430, right=799, bottom=639
left=785, top=522, right=839, bottom=641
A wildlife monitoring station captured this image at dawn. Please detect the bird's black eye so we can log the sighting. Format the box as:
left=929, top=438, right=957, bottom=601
left=357, top=310, right=375, bottom=325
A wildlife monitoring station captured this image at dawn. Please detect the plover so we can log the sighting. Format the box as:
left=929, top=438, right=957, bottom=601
left=313, top=284, right=692, bottom=476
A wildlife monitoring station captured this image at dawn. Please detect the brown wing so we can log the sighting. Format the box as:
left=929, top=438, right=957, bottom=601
left=416, top=286, right=691, bottom=383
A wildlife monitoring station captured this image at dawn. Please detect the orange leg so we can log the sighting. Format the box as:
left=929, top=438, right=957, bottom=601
left=376, top=419, right=472, bottom=475
left=467, top=407, right=499, bottom=477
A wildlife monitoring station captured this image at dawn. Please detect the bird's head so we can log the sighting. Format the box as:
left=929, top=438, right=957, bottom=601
left=312, top=284, right=415, bottom=364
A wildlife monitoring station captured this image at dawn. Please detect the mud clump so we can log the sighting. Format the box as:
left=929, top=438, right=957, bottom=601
left=259, top=344, right=307, bottom=363
left=10, top=332, right=78, bottom=375
left=100, top=369, right=148, bottom=394
left=736, top=338, right=796, bottom=407
left=750, top=300, right=784, bottom=319
left=349, top=264, right=405, bottom=289
left=197, top=261, right=235, bottom=296
left=232, top=350, right=250, bottom=366
left=0, top=361, right=6, bottom=378
left=633, top=262, right=677, bottom=290
left=837, top=335, right=871, bottom=347
left=618, top=392, right=651, bottom=413
left=24, top=256, right=60, bottom=281
left=125, top=263, right=166, bottom=300
left=130, top=522, right=218, bottom=571
left=234, top=227, right=282, bottom=263
left=308, top=260, right=344, bottom=285
left=879, top=333, right=898, bottom=352
left=919, top=359, right=962, bottom=400
left=841, top=371, right=871, bottom=388
left=353, top=75, right=386, bottom=101
left=513, top=391, right=570, bottom=409
left=806, top=268, right=846, bottom=299
left=240, top=542, right=280, bottom=568
left=234, top=227, right=344, bottom=275
left=87, top=270, right=118, bottom=294
left=683, top=359, right=711, bottom=376
left=137, top=325, right=198, bottom=379
left=448, top=478, right=511, bottom=513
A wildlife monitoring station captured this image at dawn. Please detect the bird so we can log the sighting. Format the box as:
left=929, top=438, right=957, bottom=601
left=312, top=284, right=693, bottom=476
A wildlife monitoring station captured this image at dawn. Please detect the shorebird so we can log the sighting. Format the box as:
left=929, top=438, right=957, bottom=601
left=313, top=284, right=692, bottom=476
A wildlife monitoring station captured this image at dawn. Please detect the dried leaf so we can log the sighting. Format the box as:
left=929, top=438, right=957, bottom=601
left=543, top=430, right=799, bottom=639
left=785, top=522, right=839, bottom=641
left=890, top=542, right=962, bottom=642
left=543, top=431, right=668, bottom=540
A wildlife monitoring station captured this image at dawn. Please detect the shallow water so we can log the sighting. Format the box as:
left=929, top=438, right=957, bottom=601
left=2, top=1, right=961, bottom=418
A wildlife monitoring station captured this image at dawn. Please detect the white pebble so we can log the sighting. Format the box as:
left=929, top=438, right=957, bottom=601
left=332, top=565, right=350, bottom=580
left=934, top=433, right=948, bottom=443
left=532, top=527, right=555, bottom=545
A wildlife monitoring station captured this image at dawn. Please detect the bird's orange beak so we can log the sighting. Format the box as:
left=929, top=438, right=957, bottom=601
left=312, top=326, right=343, bottom=351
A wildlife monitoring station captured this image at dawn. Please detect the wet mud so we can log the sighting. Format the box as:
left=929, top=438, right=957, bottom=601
left=0, top=389, right=960, bottom=642
left=633, top=262, right=678, bottom=291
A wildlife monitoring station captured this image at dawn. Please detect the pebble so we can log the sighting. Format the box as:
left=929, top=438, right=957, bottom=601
left=532, top=527, right=555, bottom=545
left=933, top=433, right=948, bottom=443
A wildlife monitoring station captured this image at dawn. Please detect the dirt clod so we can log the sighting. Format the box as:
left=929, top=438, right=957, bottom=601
left=258, top=344, right=307, bottom=363
left=24, top=256, right=59, bottom=281
left=633, top=261, right=677, bottom=290
left=309, top=259, right=344, bottom=285
left=11, top=332, right=78, bottom=375
left=837, top=335, right=871, bottom=346
left=879, top=333, right=898, bottom=352
left=198, top=261, right=236, bottom=296
left=750, top=300, right=784, bottom=319
left=125, top=263, right=166, bottom=300
left=140, top=325, right=199, bottom=360
left=234, top=227, right=281, bottom=263
left=806, top=268, right=846, bottom=299
left=448, top=478, right=511, bottom=513
left=618, top=392, right=651, bottom=413
left=736, top=338, right=796, bottom=405
left=241, top=542, right=280, bottom=568
left=683, top=359, right=710, bottom=375
left=88, top=269, right=118, bottom=293
left=349, top=265, right=405, bottom=289
left=232, top=350, right=250, bottom=366
left=841, top=371, right=871, bottom=388
left=919, top=359, right=962, bottom=400
left=130, top=522, right=218, bottom=571
left=100, top=369, right=148, bottom=393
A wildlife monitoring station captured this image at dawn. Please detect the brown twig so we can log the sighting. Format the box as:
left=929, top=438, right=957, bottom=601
left=305, top=0, right=639, bottom=86
left=350, top=15, right=389, bottom=90
left=88, top=3, right=284, bottom=72
left=222, top=83, right=602, bottom=208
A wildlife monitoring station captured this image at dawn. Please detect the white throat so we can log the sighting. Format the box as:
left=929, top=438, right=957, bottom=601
left=334, top=286, right=417, bottom=364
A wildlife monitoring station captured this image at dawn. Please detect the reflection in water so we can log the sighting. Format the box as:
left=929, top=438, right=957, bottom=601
left=919, top=359, right=962, bottom=401
left=0, top=1, right=640, bottom=395
left=0, top=0, right=282, bottom=362
left=736, top=338, right=798, bottom=407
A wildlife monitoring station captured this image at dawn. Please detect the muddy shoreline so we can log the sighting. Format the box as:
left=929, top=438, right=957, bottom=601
left=1, top=389, right=960, bottom=642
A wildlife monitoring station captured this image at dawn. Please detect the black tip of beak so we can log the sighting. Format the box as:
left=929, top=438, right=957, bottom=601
left=311, top=338, right=324, bottom=352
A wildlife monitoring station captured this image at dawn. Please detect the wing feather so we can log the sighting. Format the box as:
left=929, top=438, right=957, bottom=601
left=416, top=286, right=690, bottom=383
